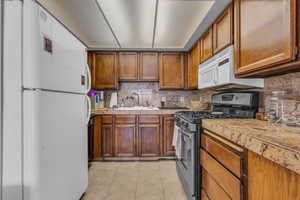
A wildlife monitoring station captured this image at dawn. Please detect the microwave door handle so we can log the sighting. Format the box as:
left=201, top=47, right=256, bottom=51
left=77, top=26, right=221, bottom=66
left=213, top=67, right=217, bottom=84
left=215, top=67, right=219, bottom=84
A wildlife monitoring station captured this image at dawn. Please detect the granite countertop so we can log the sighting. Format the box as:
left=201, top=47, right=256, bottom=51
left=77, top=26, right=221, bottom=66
left=92, top=108, right=194, bottom=115
left=202, top=119, right=300, bottom=175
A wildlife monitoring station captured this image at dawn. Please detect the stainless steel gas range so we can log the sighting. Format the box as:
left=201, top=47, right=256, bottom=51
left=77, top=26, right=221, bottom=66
left=175, top=92, right=259, bottom=200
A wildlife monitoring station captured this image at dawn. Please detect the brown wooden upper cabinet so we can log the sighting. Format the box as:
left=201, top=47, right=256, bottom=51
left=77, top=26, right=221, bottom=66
left=91, top=52, right=118, bottom=90
left=213, top=4, right=233, bottom=54
left=234, top=0, right=298, bottom=77
left=139, top=52, right=159, bottom=81
left=118, top=52, right=139, bottom=81
left=201, top=27, right=213, bottom=63
left=187, top=42, right=200, bottom=89
left=159, top=53, right=185, bottom=89
left=118, top=52, right=159, bottom=81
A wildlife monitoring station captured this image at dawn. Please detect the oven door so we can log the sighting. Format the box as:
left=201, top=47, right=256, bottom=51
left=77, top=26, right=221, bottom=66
left=176, top=128, right=196, bottom=200
left=180, top=131, right=193, bottom=171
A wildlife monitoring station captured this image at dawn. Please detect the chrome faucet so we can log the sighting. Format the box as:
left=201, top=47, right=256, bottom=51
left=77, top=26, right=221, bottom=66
left=132, top=92, right=140, bottom=106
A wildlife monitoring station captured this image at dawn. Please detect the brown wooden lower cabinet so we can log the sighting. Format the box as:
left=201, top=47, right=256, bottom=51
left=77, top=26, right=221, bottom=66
left=248, top=151, right=300, bottom=200
left=163, top=116, right=175, bottom=156
left=92, top=116, right=102, bottom=158
left=138, top=124, right=160, bottom=157
left=201, top=129, right=300, bottom=200
left=115, top=124, right=136, bottom=157
left=201, top=130, right=246, bottom=200
left=202, top=169, right=231, bottom=200
left=102, top=124, right=114, bottom=157
left=201, top=149, right=241, bottom=200
left=92, top=114, right=175, bottom=159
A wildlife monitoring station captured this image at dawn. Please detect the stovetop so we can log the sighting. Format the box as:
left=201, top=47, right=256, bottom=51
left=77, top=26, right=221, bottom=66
left=175, top=111, right=244, bottom=124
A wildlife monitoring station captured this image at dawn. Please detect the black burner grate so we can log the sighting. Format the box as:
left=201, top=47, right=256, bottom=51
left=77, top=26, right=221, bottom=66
left=175, top=111, right=241, bottom=124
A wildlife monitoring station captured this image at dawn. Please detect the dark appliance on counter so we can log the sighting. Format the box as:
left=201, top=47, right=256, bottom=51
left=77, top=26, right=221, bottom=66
left=175, top=92, right=259, bottom=200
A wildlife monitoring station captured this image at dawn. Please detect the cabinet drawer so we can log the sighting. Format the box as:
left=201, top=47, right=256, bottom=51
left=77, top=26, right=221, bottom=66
left=102, top=115, right=113, bottom=124
left=139, top=115, right=160, bottom=124
left=115, top=115, right=136, bottom=124
left=202, top=169, right=231, bottom=200
left=201, top=133, right=242, bottom=178
left=200, top=149, right=241, bottom=200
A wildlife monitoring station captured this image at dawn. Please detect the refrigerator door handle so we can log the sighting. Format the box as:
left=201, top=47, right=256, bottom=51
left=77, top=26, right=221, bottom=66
left=85, top=64, right=91, bottom=93
left=86, top=95, right=91, bottom=125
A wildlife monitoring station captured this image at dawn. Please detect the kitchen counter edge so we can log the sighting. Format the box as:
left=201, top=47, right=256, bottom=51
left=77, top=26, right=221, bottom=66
left=202, top=119, right=300, bottom=175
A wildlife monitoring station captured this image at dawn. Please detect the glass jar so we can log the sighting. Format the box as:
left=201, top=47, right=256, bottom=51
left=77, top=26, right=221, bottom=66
left=284, top=100, right=300, bottom=126
left=265, top=90, right=300, bottom=126
left=265, top=91, right=288, bottom=124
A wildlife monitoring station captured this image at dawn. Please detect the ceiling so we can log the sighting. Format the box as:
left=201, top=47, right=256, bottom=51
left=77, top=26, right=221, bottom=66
left=37, top=0, right=232, bottom=51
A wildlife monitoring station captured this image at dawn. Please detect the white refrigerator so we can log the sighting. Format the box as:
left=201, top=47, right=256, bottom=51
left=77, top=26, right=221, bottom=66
left=3, top=0, right=91, bottom=200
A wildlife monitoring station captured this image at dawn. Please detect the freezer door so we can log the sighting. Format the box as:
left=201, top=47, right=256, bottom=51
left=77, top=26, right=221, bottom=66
left=23, top=1, right=90, bottom=94
left=23, top=90, right=88, bottom=200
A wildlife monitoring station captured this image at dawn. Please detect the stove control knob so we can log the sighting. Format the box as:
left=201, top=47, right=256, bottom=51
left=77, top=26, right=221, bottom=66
left=184, top=123, right=188, bottom=128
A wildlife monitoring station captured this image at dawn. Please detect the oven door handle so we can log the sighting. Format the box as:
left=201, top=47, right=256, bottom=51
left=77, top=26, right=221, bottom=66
left=181, top=131, right=193, bottom=139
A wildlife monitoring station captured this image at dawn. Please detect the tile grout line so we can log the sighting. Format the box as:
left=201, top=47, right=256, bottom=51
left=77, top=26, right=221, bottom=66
left=158, top=161, right=166, bottom=200
left=103, top=163, right=120, bottom=199
left=134, top=162, right=140, bottom=200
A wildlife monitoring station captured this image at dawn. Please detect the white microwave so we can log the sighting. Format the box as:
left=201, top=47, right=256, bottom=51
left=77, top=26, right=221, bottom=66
left=198, top=45, right=264, bottom=90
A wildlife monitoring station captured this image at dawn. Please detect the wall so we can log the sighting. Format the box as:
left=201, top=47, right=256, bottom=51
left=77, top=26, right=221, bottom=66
left=263, top=72, right=300, bottom=97
left=262, top=72, right=300, bottom=113
left=94, top=72, right=300, bottom=111
left=102, top=82, right=215, bottom=110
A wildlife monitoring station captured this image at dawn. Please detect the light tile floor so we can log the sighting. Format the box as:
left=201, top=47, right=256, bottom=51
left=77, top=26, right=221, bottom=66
left=82, top=161, right=187, bottom=200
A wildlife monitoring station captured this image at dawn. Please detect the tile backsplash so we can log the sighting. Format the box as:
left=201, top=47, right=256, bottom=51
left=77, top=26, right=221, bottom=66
left=102, top=82, right=215, bottom=110
left=93, top=72, right=300, bottom=111
left=262, top=72, right=300, bottom=108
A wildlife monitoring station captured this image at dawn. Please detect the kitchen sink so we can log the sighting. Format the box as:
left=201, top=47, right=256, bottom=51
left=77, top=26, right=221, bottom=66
left=158, top=106, right=189, bottom=110
left=115, top=106, right=159, bottom=111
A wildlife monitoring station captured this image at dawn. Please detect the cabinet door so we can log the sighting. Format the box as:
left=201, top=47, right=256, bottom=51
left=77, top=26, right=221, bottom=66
left=92, top=116, right=102, bottom=159
left=115, top=124, right=136, bottom=157
left=119, top=52, right=139, bottom=81
left=92, top=52, right=118, bottom=89
left=102, top=124, right=114, bottom=157
left=159, top=53, right=185, bottom=89
left=187, top=43, right=200, bottom=89
left=201, top=28, right=213, bottom=62
left=139, top=52, right=159, bottom=81
left=234, top=0, right=297, bottom=76
left=248, top=151, right=300, bottom=200
left=202, top=169, right=232, bottom=200
left=200, top=150, right=241, bottom=200
left=213, top=4, right=233, bottom=54
left=163, top=116, right=175, bottom=156
left=138, top=124, right=160, bottom=157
